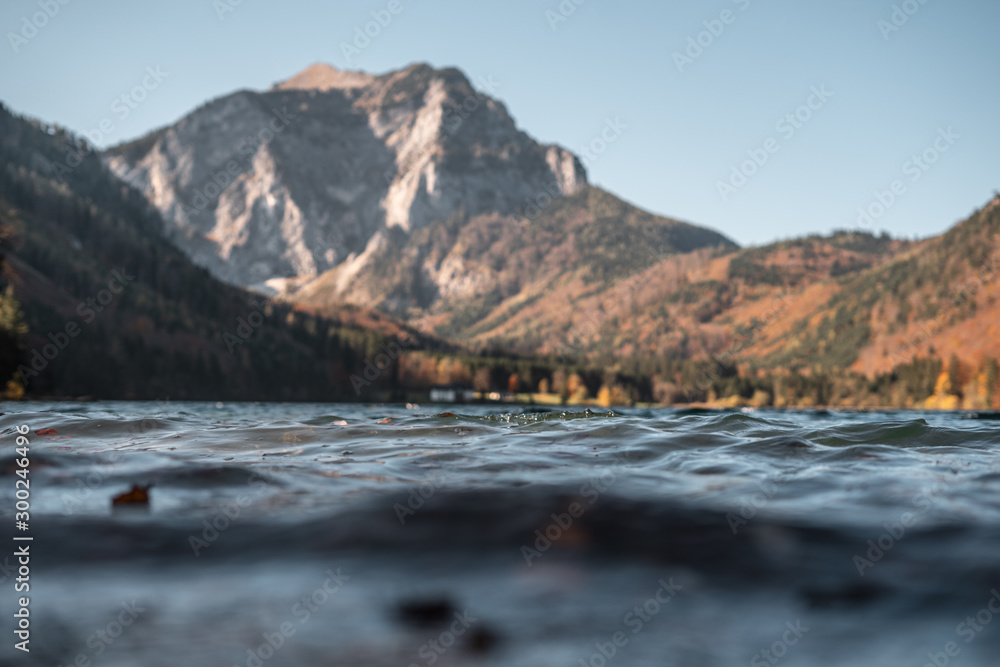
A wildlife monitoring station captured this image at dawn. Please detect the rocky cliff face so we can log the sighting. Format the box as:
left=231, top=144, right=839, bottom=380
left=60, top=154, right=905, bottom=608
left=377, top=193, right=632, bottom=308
left=104, top=63, right=587, bottom=293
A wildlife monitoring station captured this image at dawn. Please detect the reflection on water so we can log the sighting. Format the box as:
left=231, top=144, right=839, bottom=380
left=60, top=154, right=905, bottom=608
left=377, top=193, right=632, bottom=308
left=1, top=402, right=999, bottom=665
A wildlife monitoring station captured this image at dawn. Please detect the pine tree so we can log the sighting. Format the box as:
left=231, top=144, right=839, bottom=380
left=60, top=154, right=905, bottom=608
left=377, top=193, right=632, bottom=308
left=987, top=358, right=1000, bottom=409
left=948, top=354, right=964, bottom=399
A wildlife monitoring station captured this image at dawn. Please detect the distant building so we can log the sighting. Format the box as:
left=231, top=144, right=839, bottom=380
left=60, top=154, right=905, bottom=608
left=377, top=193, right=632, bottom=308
left=429, top=384, right=476, bottom=403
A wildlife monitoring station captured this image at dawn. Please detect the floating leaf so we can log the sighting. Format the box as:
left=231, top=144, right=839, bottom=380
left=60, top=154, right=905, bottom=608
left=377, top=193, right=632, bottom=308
left=112, top=484, right=151, bottom=507
left=35, top=428, right=57, bottom=436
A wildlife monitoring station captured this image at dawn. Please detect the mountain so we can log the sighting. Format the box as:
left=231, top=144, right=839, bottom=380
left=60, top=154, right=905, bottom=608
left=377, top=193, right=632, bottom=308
left=446, top=227, right=914, bottom=361
left=290, top=185, right=737, bottom=342
left=96, top=60, right=999, bottom=408
left=0, top=103, right=433, bottom=401
left=105, top=63, right=585, bottom=290
left=651, top=197, right=1000, bottom=383
left=104, top=62, right=736, bottom=319
left=778, top=197, right=1000, bottom=379
left=602, top=199, right=999, bottom=409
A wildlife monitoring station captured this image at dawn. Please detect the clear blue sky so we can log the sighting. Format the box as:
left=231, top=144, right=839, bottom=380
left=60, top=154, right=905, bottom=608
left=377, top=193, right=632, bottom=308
left=2, top=0, right=997, bottom=246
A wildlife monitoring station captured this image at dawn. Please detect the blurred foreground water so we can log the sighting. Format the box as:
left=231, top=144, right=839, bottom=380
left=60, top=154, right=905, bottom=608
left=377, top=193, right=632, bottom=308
left=2, top=402, right=1000, bottom=666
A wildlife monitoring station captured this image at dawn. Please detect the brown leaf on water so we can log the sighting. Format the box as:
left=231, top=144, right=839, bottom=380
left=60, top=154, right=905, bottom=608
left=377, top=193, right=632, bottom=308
left=112, top=484, right=151, bottom=507
left=377, top=418, right=392, bottom=424
left=436, top=412, right=455, bottom=418
left=35, top=428, right=57, bottom=436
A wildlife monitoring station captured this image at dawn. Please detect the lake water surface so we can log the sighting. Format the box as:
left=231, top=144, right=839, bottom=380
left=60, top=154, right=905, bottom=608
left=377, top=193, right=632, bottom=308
left=2, top=402, right=1000, bottom=666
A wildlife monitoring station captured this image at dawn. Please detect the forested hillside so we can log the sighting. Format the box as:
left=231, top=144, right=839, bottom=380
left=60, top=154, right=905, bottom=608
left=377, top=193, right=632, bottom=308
left=3, top=96, right=996, bottom=409
left=0, top=104, right=431, bottom=401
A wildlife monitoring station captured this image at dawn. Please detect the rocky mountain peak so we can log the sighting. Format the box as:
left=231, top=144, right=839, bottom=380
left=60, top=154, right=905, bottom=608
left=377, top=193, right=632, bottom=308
left=105, top=62, right=587, bottom=292
left=272, top=63, right=377, bottom=92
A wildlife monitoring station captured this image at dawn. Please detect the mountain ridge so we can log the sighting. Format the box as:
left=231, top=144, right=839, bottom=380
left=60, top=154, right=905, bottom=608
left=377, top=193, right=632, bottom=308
left=90, top=61, right=1000, bottom=408
left=0, top=92, right=1000, bottom=410
left=103, top=61, right=594, bottom=293
left=0, top=102, right=439, bottom=400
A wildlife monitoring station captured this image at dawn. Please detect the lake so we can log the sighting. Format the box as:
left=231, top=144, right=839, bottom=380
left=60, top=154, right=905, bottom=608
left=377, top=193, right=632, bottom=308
left=2, top=402, right=999, bottom=666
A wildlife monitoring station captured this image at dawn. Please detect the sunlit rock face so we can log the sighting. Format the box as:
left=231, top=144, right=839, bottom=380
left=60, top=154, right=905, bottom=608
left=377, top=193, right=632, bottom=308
left=105, top=62, right=587, bottom=296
